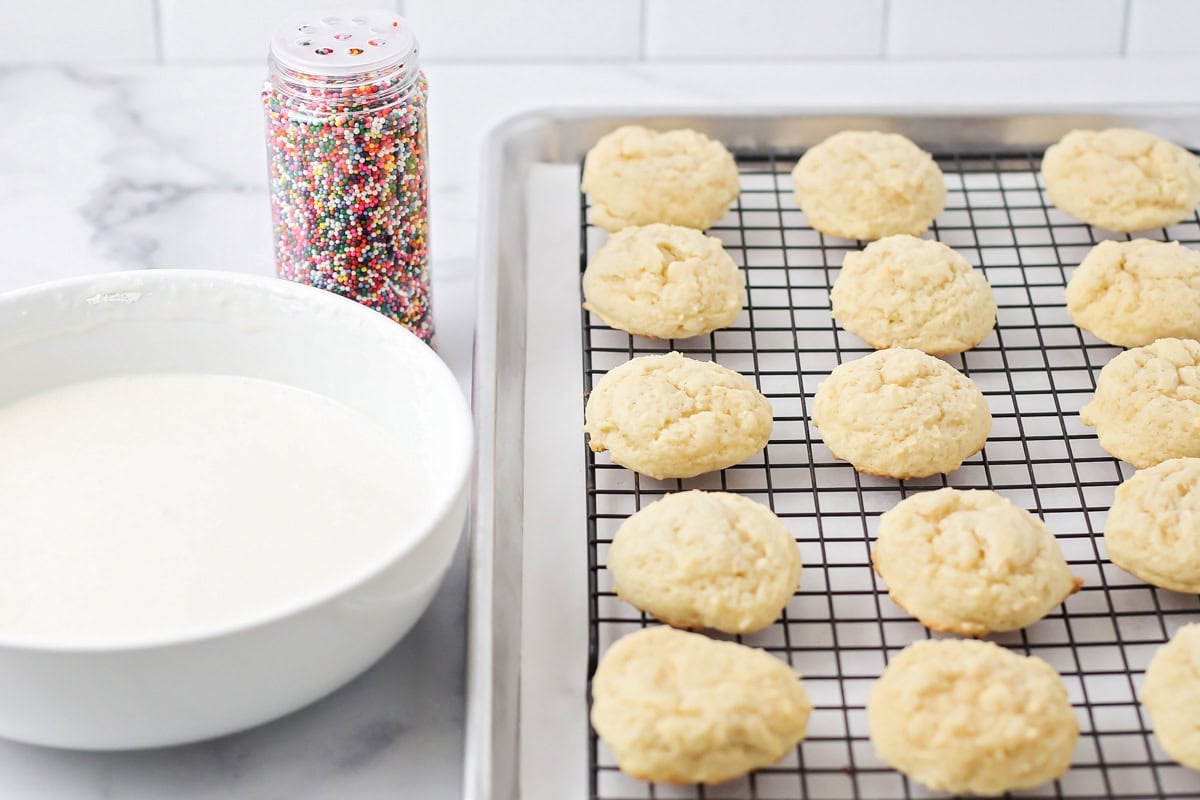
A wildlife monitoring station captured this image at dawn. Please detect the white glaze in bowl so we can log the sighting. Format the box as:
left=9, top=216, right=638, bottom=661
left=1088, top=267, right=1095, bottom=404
left=0, top=270, right=472, bottom=750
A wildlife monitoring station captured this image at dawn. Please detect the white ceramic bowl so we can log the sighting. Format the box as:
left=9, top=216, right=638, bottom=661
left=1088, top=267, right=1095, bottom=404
left=0, top=270, right=472, bottom=750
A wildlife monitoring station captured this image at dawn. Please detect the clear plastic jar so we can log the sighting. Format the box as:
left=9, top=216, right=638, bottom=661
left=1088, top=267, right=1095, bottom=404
left=262, top=13, right=431, bottom=342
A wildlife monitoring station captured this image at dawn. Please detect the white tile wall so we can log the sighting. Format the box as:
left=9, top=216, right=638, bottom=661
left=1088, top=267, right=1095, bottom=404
left=0, top=0, right=158, bottom=63
left=1126, top=0, right=1200, bottom=56
left=160, top=0, right=399, bottom=62
left=10, top=0, right=1196, bottom=63
left=644, top=0, right=885, bottom=60
left=885, top=0, right=1127, bottom=58
left=403, top=0, right=642, bottom=60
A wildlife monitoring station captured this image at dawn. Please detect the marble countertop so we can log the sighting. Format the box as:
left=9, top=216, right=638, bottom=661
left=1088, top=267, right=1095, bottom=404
left=0, top=57, right=1197, bottom=799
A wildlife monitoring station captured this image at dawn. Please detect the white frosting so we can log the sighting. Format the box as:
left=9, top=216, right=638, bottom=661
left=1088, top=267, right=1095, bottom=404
left=0, top=373, right=427, bottom=646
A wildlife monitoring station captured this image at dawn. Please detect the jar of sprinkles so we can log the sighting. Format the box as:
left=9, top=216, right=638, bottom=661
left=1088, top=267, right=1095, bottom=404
left=263, top=12, right=432, bottom=342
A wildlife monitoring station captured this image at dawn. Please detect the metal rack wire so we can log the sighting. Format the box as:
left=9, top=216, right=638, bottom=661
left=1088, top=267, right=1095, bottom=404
left=579, top=148, right=1200, bottom=800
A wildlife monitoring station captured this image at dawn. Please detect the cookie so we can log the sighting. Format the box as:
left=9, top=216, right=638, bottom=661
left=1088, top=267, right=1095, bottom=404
left=608, top=491, right=800, bottom=634
left=591, top=626, right=812, bottom=784
left=1079, top=337, right=1200, bottom=468
left=868, top=639, right=1078, bottom=795
left=831, top=235, right=996, bottom=355
left=812, top=349, right=991, bottom=478
left=791, top=131, right=945, bottom=240
left=1105, top=457, right=1200, bottom=593
left=582, top=224, right=745, bottom=339
left=583, top=352, right=773, bottom=480
left=872, top=488, right=1081, bottom=636
left=1141, top=623, right=1200, bottom=770
left=1042, top=128, right=1200, bottom=232
left=581, top=126, right=740, bottom=232
left=1065, top=239, right=1200, bottom=347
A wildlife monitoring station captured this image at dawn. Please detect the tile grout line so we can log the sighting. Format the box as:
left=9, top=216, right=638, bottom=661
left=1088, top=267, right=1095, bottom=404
left=1120, top=0, right=1133, bottom=56
left=151, top=0, right=164, bottom=63
left=879, top=0, right=891, bottom=59
left=638, top=0, right=648, bottom=62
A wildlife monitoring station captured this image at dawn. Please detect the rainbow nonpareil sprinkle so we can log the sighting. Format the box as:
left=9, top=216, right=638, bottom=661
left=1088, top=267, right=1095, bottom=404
left=263, top=67, right=431, bottom=342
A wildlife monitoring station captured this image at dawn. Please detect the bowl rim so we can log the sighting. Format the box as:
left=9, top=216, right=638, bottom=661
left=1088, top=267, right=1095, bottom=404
left=0, top=269, right=474, bottom=653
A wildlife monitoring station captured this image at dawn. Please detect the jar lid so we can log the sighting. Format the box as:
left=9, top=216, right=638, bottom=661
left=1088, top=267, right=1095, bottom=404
left=270, top=10, right=417, bottom=77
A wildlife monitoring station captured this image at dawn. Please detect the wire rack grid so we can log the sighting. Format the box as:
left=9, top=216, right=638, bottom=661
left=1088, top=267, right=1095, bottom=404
left=578, top=148, right=1200, bottom=800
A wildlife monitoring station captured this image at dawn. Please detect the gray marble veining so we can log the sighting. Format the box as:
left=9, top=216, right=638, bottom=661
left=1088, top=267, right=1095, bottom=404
left=0, top=63, right=467, bottom=800
left=3, top=55, right=1199, bottom=799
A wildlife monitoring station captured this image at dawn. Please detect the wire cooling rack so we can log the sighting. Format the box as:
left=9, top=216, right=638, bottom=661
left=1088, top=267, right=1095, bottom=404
left=579, top=149, right=1200, bottom=800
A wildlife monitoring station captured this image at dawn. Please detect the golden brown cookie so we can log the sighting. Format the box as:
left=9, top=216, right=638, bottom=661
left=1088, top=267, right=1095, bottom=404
left=1141, top=624, right=1200, bottom=770
left=1079, top=337, right=1200, bottom=468
left=608, top=491, right=799, bottom=633
left=1066, top=239, right=1200, bottom=347
left=812, top=349, right=991, bottom=478
left=831, top=235, right=995, bottom=354
left=1105, top=457, right=1200, bottom=593
left=583, top=352, right=773, bottom=480
left=792, top=131, right=945, bottom=240
left=591, top=626, right=812, bottom=784
left=873, top=488, right=1081, bottom=635
left=1042, top=128, right=1200, bottom=232
left=868, top=639, right=1077, bottom=795
left=582, top=126, right=740, bottom=231
left=582, top=224, right=744, bottom=339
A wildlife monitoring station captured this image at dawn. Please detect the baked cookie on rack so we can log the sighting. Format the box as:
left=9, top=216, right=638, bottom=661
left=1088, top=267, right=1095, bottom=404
left=791, top=130, right=945, bottom=240
left=581, top=126, right=740, bottom=232
left=872, top=488, right=1081, bottom=636
left=812, top=349, right=991, bottom=479
left=1079, top=337, right=1200, bottom=468
left=1105, top=457, right=1200, bottom=593
left=591, top=626, right=812, bottom=784
left=1042, top=128, right=1200, bottom=232
left=1141, top=623, right=1200, bottom=770
left=583, top=352, right=773, bottom=480
left=1065, top=239, right=1200, bottom=347
left=830, top=235, right=996, bottom=355
left=607, top=490, right=800, bottom=634
left=582, top=224, right=744, bottom=339
left=867, top=639, right=1077, bottom=795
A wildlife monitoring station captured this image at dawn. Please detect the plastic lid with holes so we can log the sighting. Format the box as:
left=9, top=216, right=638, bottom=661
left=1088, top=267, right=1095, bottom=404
left=270, top=9, right=416, bottom=76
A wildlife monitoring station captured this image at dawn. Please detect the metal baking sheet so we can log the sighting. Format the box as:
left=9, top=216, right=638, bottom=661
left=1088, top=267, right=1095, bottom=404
left=467, top=110, right=1200, bottom=800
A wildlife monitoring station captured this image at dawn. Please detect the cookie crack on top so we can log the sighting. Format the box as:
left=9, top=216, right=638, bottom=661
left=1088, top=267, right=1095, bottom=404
left=647, top=403, right=722, bottom=445
left=655, top=241, right=688, bottom=266
left=926, top=528, right=1045, bottom=590
left=1151, top=359, right=1200, bottom=403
